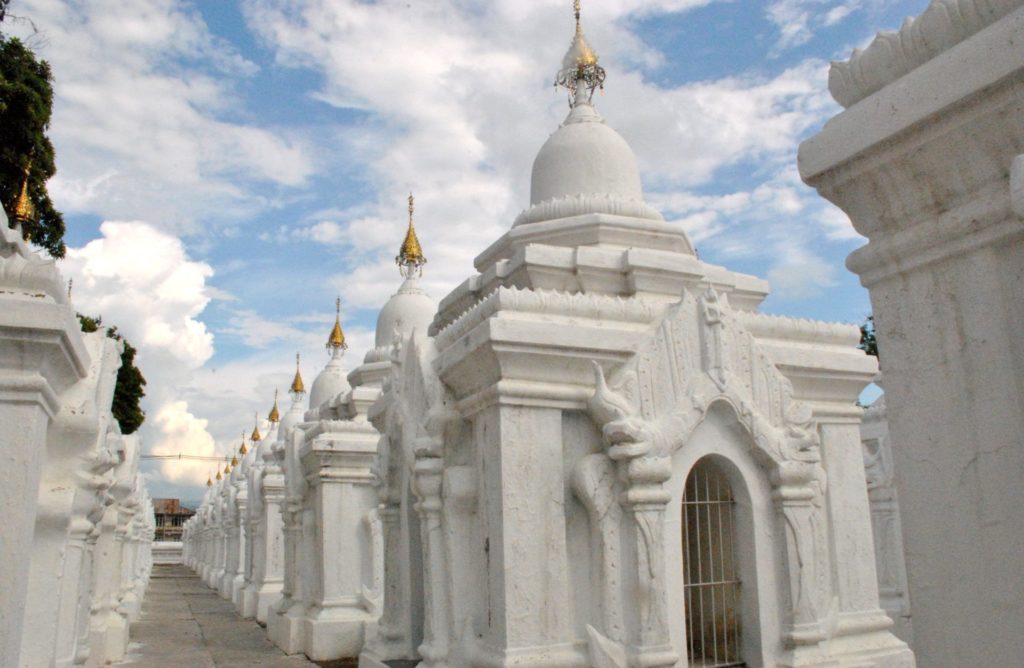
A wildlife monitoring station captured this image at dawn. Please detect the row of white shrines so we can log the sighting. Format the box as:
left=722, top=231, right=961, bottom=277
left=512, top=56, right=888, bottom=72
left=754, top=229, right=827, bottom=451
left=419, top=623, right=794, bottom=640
left=6, top=1, right=1023, bottom=666
left=178, top=5, right=929, bottom=667
left=0, top=227, right=154, bottom=666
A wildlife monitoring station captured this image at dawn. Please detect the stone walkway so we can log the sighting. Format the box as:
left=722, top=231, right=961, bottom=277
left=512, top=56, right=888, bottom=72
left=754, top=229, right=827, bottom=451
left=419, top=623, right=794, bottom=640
left=115, top=564, right=318, bottom=667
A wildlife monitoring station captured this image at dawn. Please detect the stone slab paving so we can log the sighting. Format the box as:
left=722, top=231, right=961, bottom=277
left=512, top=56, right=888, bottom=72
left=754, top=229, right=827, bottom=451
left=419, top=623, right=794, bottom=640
left=115, top=564, right=318, bottom=668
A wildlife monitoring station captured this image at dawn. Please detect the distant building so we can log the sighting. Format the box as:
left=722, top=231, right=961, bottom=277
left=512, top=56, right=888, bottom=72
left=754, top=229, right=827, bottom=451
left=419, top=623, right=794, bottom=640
left=153, top=498, right=195, bottom=542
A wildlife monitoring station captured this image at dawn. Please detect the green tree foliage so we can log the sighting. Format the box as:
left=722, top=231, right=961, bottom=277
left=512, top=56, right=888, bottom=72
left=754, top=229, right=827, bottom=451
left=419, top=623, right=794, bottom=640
left=859, top=315, right=878, bottom=359
left=0, top=4, right=66, bottom=257
left=76, top=315, right=147, bottom=435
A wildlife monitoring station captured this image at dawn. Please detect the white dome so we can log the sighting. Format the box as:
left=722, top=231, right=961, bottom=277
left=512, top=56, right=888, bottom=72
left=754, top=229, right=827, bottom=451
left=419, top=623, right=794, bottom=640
left=309, top=352, right=350, bottom=409
left=516, top=102, right=663, bottom=226
left=278, top=397, right=304, bottom=439
left=375, top=276, right=437, bottom=348
left=530, top=102, right=643, bottom=205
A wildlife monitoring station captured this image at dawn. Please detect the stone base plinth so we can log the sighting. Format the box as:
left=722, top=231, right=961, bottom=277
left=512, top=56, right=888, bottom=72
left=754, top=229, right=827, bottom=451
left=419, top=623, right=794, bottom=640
left=268, top=603, right=305, bottom=654
left=255, top=584, right=282, bottom=624
left=301, top=606, right=370, bottom=661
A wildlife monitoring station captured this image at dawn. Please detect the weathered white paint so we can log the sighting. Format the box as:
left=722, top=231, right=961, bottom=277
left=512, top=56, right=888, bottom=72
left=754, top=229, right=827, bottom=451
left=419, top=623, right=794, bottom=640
left=800, top=3, right=1024, bottom=665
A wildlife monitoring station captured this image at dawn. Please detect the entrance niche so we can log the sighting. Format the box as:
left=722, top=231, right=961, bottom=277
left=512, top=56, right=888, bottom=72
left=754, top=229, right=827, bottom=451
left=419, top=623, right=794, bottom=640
left=683, top=457, right=744, bottom=668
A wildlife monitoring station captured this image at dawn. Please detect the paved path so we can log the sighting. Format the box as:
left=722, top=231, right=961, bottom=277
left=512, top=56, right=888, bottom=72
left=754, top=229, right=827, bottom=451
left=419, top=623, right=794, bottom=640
left=115, top=564, right=318, bottom=667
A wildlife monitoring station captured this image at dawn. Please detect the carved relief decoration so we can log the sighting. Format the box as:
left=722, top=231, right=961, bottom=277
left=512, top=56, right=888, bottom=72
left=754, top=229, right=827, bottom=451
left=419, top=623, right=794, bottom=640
left=586, top=285, right=834, bottom=648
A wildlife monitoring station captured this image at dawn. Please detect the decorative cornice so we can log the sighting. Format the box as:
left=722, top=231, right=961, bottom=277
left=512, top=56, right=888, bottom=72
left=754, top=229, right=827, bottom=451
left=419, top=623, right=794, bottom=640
left=829, top=0, right=1022, bottom=108
left=434, top=286, right=659, bottom=350
left=732, top=310, right=862, bottom=348
left=513, top=193, right=663, bottom=227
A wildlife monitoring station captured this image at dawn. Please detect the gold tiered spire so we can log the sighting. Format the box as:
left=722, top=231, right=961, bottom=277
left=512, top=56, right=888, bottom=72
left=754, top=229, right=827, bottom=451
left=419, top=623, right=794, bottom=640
left=10, top=161, right=36, bottom=228
left=239, top=429, right=249, bottom=456
left=555, top=0, right=605, bottom=105
left=250, top=413, right=261, bottom=443
left=268, top=390, right=281, bottom=422
left=230, top=454, right=239, bottom=467
left=327, top=297, right=347, bottom=351
left=290, top=353, right=305, bottom=394
left=396, top=193, right=427, bottom=278
left=216, top=468, right=223, bottom=481
left=207, top=474, right=213, bottom=487
left=224, top=459, right=232, bottom=474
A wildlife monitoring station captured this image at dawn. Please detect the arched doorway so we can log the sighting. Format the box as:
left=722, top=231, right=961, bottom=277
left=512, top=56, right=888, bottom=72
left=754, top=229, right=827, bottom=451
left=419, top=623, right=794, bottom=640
left=683, top=457, right=745, bottom=667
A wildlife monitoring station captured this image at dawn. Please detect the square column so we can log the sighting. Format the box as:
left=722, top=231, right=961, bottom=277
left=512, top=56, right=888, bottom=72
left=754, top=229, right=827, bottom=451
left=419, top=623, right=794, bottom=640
left=0, top=293, right=88, bottom=668
left=471, top=402, right=576, bottom=663
left=299, top=428, right=379, bottom=660
left=800, top=7, right=1024, bottom=665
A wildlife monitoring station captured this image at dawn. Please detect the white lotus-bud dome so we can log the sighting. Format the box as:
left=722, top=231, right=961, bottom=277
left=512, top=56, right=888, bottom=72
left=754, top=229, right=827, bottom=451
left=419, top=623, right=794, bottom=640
left=278, top=395, right=304, bottom=439
left=532, top=103, right=642, bottom=204
left=309, top=352, right=350, bottom=409
left=375, top=276, right=436, bottom=348
left=516, top=102, right=663, bottom=226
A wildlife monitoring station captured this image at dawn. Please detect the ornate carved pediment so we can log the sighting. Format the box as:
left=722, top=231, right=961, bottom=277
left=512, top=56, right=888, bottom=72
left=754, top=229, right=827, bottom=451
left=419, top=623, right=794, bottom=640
left=591, top=286, right=820, bottom=469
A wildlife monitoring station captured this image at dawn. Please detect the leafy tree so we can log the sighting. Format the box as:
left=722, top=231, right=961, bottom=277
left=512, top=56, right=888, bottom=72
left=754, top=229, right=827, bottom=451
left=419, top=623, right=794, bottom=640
left=0, top=3, right=66, bottom=257
left=859, top=315, right=878, bottom=358
left=77, top=314, right=147, bottom=435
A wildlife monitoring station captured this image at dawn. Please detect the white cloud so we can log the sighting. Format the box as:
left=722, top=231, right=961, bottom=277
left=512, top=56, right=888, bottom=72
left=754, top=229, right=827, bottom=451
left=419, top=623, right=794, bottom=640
left=150, top=401, right=219, bottom=484
left=767, top=242, right=837, bottom=299
left=295, top=220, right=349, bottom=245
left=765, top=0, right=866, bottom=50
left=61, top=221, right=218, bottom=483
left=14, top=0, right=315, bottom=230
left=63, top=221, right=214, bottom=366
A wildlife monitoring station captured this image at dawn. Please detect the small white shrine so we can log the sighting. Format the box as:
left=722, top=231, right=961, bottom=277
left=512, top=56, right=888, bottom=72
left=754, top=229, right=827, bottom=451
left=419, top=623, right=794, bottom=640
left=181, top=2, right=1024, bottom=666
left=352, top=5, right=913, bottom=668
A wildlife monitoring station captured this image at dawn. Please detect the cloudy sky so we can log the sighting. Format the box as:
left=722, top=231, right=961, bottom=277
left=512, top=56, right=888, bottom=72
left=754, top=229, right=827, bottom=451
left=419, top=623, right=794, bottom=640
left=9, top=0, right=928, bottom=504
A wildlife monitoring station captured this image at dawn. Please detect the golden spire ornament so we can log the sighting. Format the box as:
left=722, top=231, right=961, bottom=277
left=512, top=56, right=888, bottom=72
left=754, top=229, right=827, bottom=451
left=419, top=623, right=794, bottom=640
left=396, top=193, right=427, bottom=278
left=216, top=468, right=223, bottom=481
left=250, top=413, right=261, bottom=443
left=327, top=297, right=347, bottom=352
left=268, top=390, right=281, bottom=423
left=555, top=0, right=605, bottom=106
left=230, top=454, right=239, bottom=467
left=10, top=161, right=36, bottom=230
left=290, top=353, right=305, bottom=395
left=207, top=474, right=213, bottom=487
left=224, top=459, right=231, bottom=474
left=239, top=429, right=249, bottom=456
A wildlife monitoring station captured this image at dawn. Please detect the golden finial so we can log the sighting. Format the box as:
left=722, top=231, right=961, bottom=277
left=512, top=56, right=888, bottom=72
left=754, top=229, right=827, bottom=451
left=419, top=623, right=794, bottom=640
left=224, top=460, right=231, bottom=474
left=290, top=353, right=305, bottom=394
left=239, top=429, right=249, bottom=455
left=206, top=474, right=213, bottom=487
left=556, top=0, right=605, bottom=106
left=327, top=297, right=347, bottom=351
left=230, top=454, right=239, bottom=467
left=250, top=413, right=261, bottom=443
left=10, top=160, right=36, bottom=228
left=216, top=469, right=223, bottom=481
left=268, top=390, right=281, bottom=423
left=396, top=193, right=427, bottom=278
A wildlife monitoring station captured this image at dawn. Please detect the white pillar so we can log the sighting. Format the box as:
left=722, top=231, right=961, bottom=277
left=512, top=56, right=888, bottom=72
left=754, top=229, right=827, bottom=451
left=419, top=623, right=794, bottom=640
left=799, top=5, right=1024, bottom=665
left=0, top=222, right=89, bottom=668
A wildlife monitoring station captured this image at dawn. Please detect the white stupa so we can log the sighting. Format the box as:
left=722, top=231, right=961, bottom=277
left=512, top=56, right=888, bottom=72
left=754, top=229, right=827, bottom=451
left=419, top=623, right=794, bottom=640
left=350, top=195, right=437, bottom=392
left=308, top=299, right=351, bottom=414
